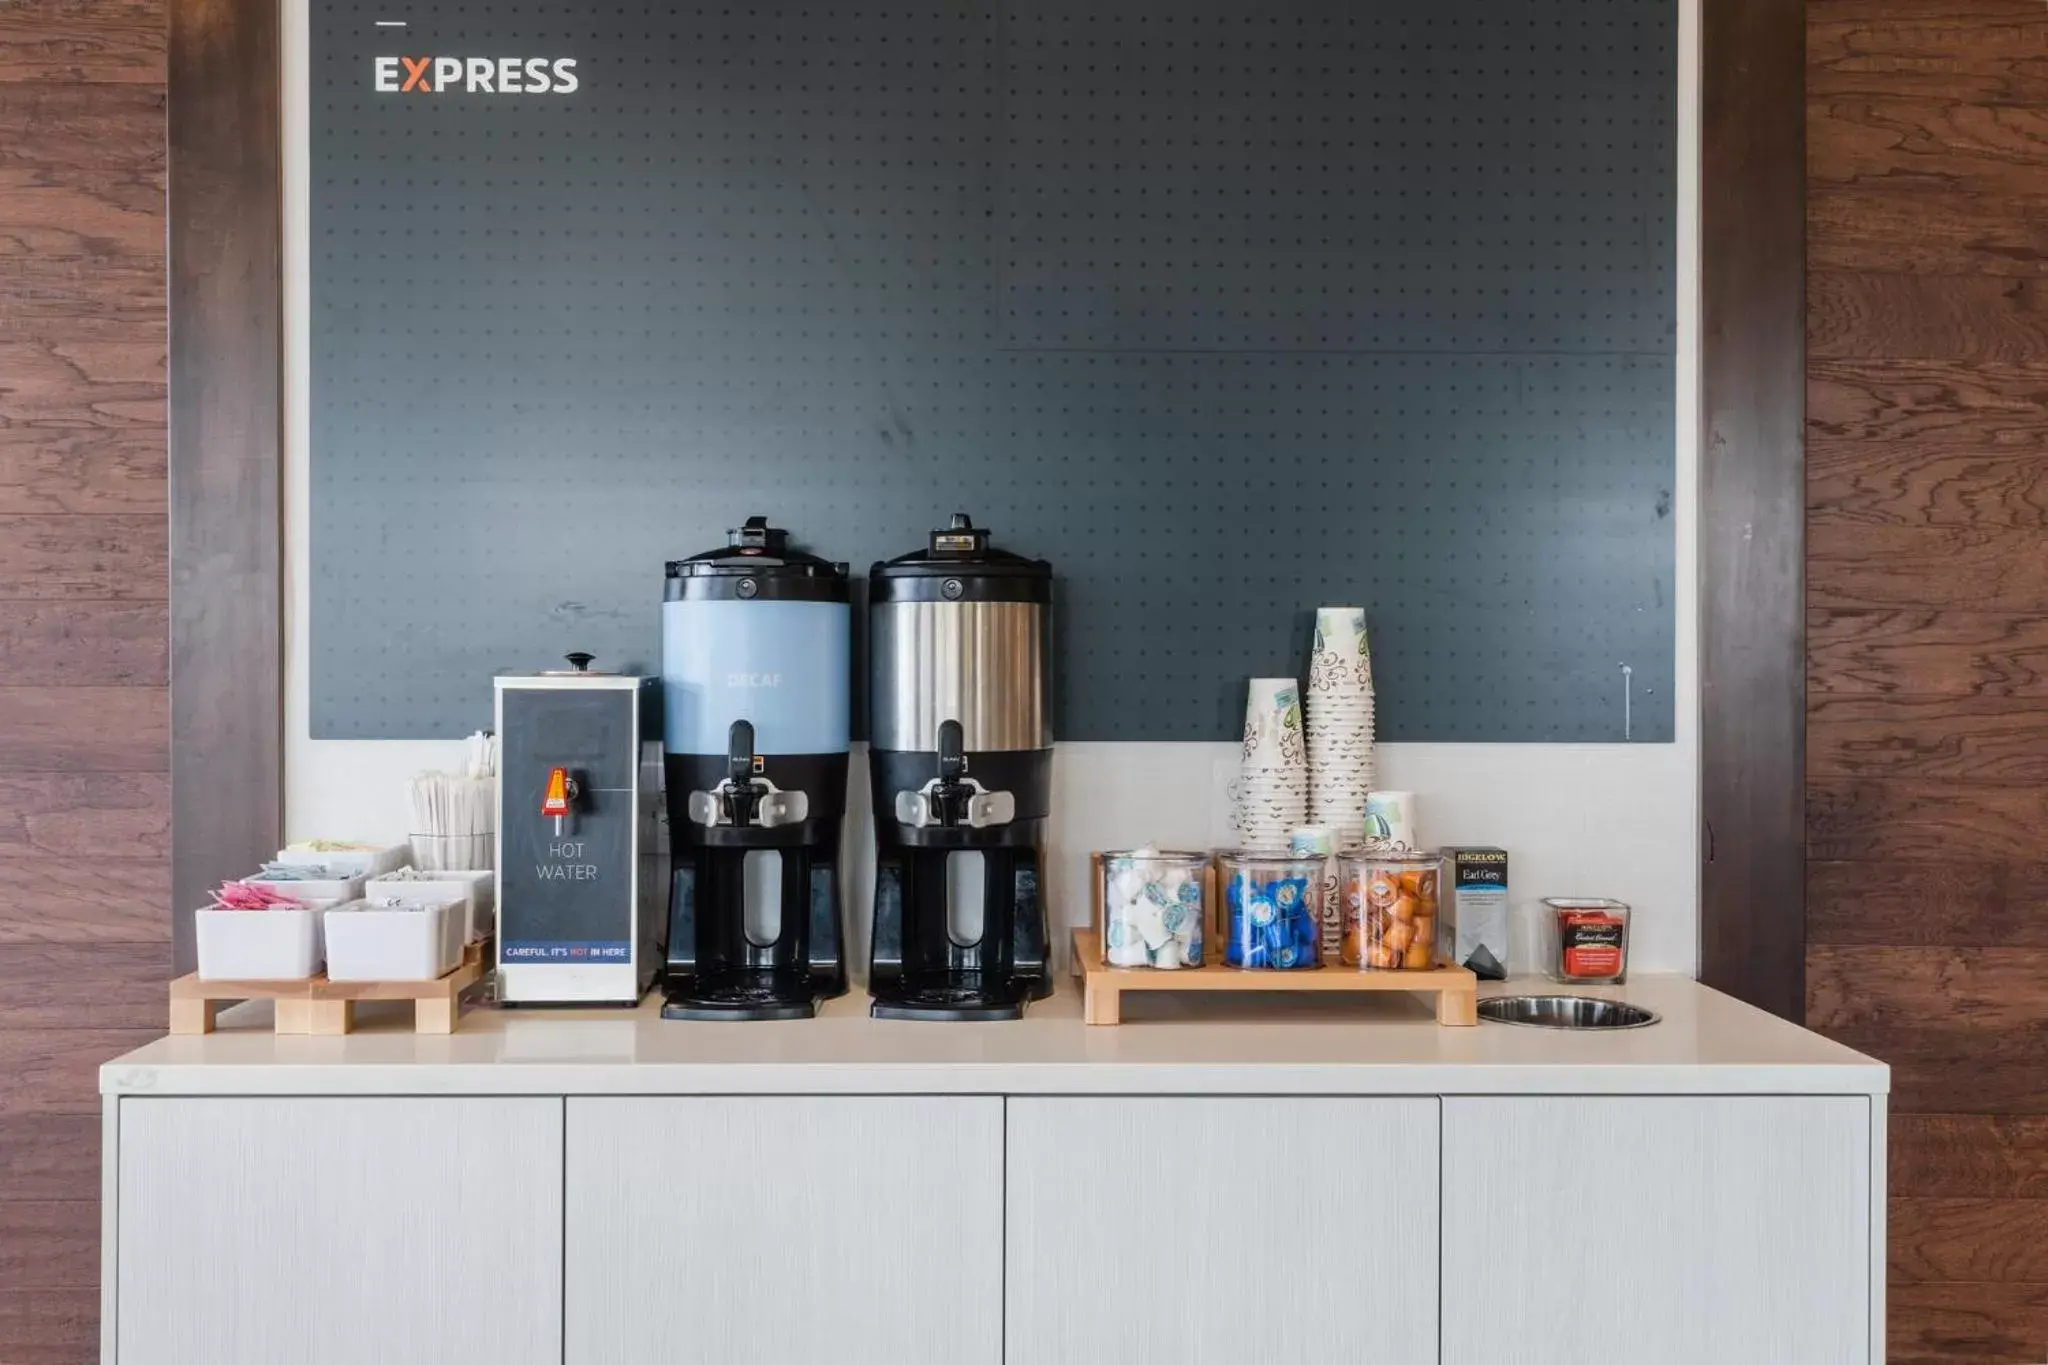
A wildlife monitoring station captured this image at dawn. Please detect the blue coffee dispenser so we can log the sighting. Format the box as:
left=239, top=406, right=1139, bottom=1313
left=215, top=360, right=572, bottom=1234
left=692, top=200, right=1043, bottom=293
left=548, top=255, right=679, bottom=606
left=660, top=517, right=851, bottom=1020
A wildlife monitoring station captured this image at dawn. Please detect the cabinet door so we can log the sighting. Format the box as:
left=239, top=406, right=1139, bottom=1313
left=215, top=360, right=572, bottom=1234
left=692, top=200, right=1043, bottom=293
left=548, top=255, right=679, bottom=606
left=565, top=1096, right=1003, bottom=1365
left=1442, top=1096, right=1871, bottom=1365
left=1006, top=1097, right=1440, bottom=1365
left=116, top=1096, right=563, bottom=1365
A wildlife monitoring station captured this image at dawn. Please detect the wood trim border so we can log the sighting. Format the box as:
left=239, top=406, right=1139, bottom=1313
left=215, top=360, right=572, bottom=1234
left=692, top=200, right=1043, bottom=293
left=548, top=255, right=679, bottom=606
left=168, top=0, right=285, bottom=973
left=162, top=2, right=1806, bottom=1004
left=1699, top=0, right=1807, bottom=1021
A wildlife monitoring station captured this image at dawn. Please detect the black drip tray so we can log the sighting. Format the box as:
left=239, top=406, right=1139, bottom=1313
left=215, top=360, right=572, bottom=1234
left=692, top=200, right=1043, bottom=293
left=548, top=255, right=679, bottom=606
left=897, top=982, right=1007, bottom=1008
left=663, top=967, right=819, bottom=1022
left=695, top=979, right=799, bottom=1006
left=871, top=972, right=1033, bottom=1022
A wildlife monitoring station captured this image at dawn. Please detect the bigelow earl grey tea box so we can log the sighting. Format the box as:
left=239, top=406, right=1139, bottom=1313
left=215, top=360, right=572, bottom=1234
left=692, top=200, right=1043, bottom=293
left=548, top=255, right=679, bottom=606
left=1442, top=847, right=1509, bottom=980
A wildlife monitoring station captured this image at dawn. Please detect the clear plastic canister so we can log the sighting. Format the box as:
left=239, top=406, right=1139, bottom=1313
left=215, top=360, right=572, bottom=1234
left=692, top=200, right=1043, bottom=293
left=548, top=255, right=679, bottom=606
left=1337, top=849, right=1443, bottom=970
left=1543, top=897, right=1631, bottom=984
left=1098, top=849, right=1209, bottom=969
left=1216, top=851, right=1325, bottom=969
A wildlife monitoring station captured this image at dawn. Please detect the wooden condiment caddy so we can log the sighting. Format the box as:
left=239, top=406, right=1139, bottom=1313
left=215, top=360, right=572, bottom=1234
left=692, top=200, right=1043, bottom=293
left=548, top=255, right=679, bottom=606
left=169, top=940, right=490, bottom=1036
left=1075, top=852, right=1478, bottom=1026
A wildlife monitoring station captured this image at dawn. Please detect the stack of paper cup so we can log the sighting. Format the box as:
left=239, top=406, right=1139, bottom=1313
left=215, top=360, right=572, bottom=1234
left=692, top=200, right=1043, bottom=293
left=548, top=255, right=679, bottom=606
left=1306, top=606, right=1377, bottom=838
left=1233, top=678, right=1309, bottom=850
left=1290, top=825, right=1344, bottom=961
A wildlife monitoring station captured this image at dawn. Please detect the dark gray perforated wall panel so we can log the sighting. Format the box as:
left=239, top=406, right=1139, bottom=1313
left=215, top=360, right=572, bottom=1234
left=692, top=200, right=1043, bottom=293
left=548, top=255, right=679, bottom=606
left=311, top=0, right=1675, bottom=742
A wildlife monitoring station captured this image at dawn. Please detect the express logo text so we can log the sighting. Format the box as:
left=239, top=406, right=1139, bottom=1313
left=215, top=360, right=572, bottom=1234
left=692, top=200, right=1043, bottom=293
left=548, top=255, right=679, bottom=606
left=374, top=56, right=579, bottom=94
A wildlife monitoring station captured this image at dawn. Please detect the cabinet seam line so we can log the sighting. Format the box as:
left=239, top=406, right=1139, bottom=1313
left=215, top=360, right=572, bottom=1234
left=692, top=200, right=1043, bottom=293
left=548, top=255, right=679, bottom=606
left=999, top=1096, right=1008, bottom=1365
left=560, top=1097, right=568, bottom=1365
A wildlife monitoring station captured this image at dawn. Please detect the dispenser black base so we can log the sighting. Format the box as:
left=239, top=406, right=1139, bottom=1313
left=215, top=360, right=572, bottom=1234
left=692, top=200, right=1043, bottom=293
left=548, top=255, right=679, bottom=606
left=866, top=830, right=1053, bottom=1023
left=662, top=854, right=848, bottom=1022
left=661, top=966, right=839, bottom=1022
left=661, top=729, right=850, bottom=1024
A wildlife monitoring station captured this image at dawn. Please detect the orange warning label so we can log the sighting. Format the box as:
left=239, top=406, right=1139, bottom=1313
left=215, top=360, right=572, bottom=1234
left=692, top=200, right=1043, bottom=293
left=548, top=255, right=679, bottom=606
left=541, top=767, right=570, bottom=818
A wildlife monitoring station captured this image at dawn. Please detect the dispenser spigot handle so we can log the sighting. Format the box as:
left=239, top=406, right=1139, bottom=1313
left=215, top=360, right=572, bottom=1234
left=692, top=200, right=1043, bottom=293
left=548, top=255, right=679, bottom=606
left=894, top=722, right=1015, bottom=831
left=727, top=720, right=757, bottom=784
left=937, top=720, right=965, bottom=780
left=927, top=720, right=972, bottom=827
left=720, top=720, right=764, bottom=826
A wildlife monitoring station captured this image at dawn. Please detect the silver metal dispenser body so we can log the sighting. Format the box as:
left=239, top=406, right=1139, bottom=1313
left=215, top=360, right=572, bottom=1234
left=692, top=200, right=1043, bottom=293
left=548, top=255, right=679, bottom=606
left=868, top=599, right=1051, bottom=755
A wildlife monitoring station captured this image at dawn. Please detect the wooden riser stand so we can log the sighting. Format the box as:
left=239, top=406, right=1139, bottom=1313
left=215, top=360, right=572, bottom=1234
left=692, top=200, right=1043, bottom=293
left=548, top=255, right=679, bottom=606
left=1077, top=853, right=1478, bottom=1026
left=170, top=940, right=490, bottom=1036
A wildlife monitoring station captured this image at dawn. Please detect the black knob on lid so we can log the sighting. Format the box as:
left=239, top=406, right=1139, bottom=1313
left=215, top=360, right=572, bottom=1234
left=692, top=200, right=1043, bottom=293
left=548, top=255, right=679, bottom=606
left=729, top=516, right=789, bottom=556
left=565, top=652, right=594, bottom=672
left=928, top=515, right=991, bottom=557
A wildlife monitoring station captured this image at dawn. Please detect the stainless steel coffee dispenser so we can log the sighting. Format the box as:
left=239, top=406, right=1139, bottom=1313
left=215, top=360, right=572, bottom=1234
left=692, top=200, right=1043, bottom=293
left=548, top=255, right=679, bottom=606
left=866, top=514, right=1054, bottom=1020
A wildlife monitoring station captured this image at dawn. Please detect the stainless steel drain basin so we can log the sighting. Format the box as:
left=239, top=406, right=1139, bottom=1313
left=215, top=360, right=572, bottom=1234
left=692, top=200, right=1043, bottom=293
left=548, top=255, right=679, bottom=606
left=1477, top=995, right=1660, bottom=1029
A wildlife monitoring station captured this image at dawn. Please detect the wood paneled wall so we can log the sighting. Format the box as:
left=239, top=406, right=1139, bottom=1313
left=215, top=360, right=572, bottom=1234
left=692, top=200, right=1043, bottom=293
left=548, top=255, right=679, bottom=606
left=0, top=0, right=169, bottom=1360
left=1807, top=1, right=2048, bottom=1360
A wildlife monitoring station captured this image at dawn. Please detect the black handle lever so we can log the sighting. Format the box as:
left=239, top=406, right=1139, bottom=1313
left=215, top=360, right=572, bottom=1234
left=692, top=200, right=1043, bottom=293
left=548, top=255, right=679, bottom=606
left=721, top=720, right=762, bottom=825
left=727, top=720, right=756, bottom=784
left=931, top=720, right=970, bottom=827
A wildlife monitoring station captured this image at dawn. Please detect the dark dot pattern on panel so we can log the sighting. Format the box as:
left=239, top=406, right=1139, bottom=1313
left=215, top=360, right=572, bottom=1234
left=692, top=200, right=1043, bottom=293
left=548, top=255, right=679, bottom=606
left=310, top=0, right=1677, bottom=742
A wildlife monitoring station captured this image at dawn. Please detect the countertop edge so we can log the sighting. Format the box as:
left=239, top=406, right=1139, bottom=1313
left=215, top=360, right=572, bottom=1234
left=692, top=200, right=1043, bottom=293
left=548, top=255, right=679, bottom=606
left=98, top=976, right=1890, bottom=1099
left=100, top=1058, right=1892, bottom=1099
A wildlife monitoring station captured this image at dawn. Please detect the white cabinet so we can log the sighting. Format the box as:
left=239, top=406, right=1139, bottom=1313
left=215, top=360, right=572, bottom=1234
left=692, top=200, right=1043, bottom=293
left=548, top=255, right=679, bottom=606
left=1004, top=1097, right=1440, bottom=1365
left=563, top=1096, right=1003, bottom=1365
left=1441, top=1096, right=1872, bottom=1365
left=104, top=1085, right=1881, bottom=1365
left=114, top=1097, right=562, bottom=1365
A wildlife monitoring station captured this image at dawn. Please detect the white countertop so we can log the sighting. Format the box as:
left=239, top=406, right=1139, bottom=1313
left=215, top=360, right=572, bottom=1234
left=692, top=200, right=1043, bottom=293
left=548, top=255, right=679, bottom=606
left=101, top=974, right=1887, bottom=1098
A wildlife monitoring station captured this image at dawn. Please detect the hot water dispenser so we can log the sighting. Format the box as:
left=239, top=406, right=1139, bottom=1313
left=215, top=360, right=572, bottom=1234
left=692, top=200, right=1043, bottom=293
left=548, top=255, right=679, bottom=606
left=867, top=514, right=1054, bottom=1020
left=495, top=654, right=665, bottom=1005
left=660, top=517, right=852, bottom=1020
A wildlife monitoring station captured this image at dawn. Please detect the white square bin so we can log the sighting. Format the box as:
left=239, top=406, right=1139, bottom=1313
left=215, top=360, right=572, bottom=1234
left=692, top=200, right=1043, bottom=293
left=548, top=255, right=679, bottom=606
left=323, top=899, right=462, bottom=981
left=241, top=874, right=365, bottom=907
left=270, top=844, right=411, bottom=878
left=194, top=908, right=324, bottom=981
left=363, top=870, right=495, bottom=943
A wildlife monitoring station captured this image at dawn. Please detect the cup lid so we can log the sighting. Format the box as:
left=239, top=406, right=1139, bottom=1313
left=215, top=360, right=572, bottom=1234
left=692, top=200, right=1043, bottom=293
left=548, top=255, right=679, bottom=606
left=1339, top=843, right=1441, bottom=864
left=1217, top=848, right=1325, bottom=867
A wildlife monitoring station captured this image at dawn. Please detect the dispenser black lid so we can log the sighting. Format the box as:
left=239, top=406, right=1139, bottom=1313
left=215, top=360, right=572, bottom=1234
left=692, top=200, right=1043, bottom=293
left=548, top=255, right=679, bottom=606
left=665, top=517, right=851, bottom=603
left=870, top=514, right=1052, bottom=604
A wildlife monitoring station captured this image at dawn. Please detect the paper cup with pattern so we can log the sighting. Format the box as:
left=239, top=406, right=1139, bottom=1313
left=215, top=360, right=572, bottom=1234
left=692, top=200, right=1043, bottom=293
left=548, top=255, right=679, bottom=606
left=1308, top=606, right=1373, bottom=693
left=1362, top=790, right=1417, bottom=849
left=1241, top=678, right=1307, bottom=769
